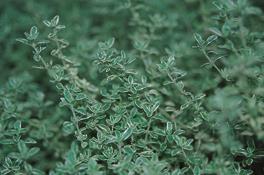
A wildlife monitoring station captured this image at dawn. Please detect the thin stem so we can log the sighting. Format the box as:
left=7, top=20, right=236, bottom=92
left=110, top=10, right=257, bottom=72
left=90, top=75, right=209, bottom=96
left=70, top=105, right=80, bottom=134
left=201, top=49, right=222, bottom=75
left=144, top=118, right=152, bottom=141
left=39, top=56, right=49, bottom=70
left=167, top=71, right=194, bottom=100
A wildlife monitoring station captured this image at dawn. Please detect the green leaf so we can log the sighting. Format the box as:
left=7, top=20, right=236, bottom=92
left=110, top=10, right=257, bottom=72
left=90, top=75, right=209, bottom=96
left=16, top=38, right=29, bottom=44
left=166, top=122, right=173, bottom=134
left=51, top=15, right=59, bottom=26
left=75, top=93, right=87, bottom=100
left=63, top=121, right=75, bottom=135
left=43, top=20, right=51, bottom=27
left=28, top=26, right=39, bottom=40
left=18, top=141, right=28, bottom=155
left=0, top=139, right=14, bottom=144
left=194, top=33, right=204, bottom=46
left=133, top=39, right=149, bottom=51
left=151, top=101, right=160, bottom=114
left=193, top=166, right=201, bottom=175
left=63, top=89, right=74, bottom=103
left=98, top=38, right=115, bottom=50
left=206, top=35, right=218, bottom=46
left=81, top=141, right=88, bottom=148
left=3, top=98, right=16, bottom=113
left=122, top=128, right=133, bottom=141
left=209, top=27, right=222, bottom=36
left=14, top=121, right=21, bottom=130
left=27, top=147, right=40, bottom=158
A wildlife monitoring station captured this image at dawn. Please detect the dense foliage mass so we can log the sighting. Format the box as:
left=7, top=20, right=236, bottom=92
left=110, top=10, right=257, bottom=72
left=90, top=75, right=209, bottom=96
left=1, top=0, right=264, bottom=174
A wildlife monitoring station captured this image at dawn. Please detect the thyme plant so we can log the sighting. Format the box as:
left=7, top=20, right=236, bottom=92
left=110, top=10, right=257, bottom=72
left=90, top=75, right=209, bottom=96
left=1, top=0, right=264, bottom=174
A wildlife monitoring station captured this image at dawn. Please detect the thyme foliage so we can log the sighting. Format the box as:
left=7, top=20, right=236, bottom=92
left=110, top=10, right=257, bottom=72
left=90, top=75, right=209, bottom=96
left=1, top=0, right=264, bottom=174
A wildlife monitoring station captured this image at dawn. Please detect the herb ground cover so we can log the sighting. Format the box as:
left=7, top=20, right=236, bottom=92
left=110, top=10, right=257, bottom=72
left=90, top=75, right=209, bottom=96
left=1, top=0, right=264, bottom=174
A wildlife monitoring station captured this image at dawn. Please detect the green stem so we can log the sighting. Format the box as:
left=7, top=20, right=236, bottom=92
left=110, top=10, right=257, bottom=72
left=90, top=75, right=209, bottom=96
left=201, top=49, right=222, bottom=75
left=70, top=105, right=80, bottom=134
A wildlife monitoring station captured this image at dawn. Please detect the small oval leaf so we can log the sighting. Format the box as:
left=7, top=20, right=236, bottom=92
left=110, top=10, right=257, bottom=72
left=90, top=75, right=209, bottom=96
left=122, top=128, right=133, bottom=141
